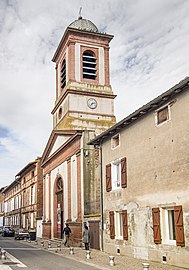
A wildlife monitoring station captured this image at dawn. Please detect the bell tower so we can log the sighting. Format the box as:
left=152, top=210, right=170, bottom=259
left=51, top=16, right=116, bottom=135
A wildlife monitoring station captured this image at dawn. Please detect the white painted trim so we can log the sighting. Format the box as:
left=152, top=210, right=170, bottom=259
left=71, top=155, right=78, bottom=221
left=45, top=174, right=49, bottom=221
left=80, top=133, right=84, bottom=218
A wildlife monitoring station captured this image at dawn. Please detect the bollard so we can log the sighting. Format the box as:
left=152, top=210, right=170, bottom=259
left=48, top=240, right=51, bottom=249
left=41, top=241, right=44, bottom=247
left=86, top=250, right=91, bottom=259
left=142, top=263, right=150, bottom=269
left=1, top=249, right=6, bottom=260
left=69, top=247, right=74, bottom=255
left=57, top=244, right=61, bottom=252
left=35, top=240, right=38, bottom=245
left=109, top=256, right=115, bottom=266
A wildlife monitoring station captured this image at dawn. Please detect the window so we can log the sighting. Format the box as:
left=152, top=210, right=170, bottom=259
left=152, top=206, right=185, bottom=246
left=111, top=134, right=120, bottom=149
left=167, top=209, right=176, bottom=240
left=31, top=185, right=35, bottom=204
left=156, top=105, right=170, bottom=125
left=109, top=210, right=128, bottom=240
left=106, top=157, right=127, bottom=192
left=56, top=177, right=63, bottom=191
left=115, top=212, right=123, bottom=239
left=31, top=171, right=34, bottom=178
left=61, top=59, right=66, bottom=89
left=112, top=161, right=121, bottom=190
left=82, top=50, right=96, bottom=80
left=58, top=107, right=62, bottom=119
left=161, top=208, right=176, bottom=245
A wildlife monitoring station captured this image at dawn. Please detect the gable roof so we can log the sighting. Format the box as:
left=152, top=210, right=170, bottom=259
left=41, top=130, right=82, bottom=167
left=89, top=77, right=189, bottom=146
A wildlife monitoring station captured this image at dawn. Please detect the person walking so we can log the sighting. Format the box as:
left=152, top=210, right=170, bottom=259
left=82, top=224, right=90, bottom=250
left=63, top=223, right=71, bottom=247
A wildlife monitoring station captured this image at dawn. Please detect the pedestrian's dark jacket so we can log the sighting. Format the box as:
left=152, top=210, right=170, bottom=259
left=63, top=226, right=71, bottom=236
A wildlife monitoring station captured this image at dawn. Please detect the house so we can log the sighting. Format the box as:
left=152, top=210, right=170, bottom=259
left=3, top=179, right=21, bottom=229
left=3, top=157, right=43, bottom=237
left=0, top=186, right=7, bottom=226
left=41, top=15, right=116, bottom=249
left=89, top=77, right=189, bottom=268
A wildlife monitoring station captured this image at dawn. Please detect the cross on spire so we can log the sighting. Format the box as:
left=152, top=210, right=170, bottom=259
left=78, top=7, right=82, bottom=19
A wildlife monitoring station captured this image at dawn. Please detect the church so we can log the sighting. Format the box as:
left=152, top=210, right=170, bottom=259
left=41, top=15, right=116, bottom=249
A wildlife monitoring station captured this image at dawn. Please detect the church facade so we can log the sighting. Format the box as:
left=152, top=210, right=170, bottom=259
left=41, top=16, right=116, bottom=248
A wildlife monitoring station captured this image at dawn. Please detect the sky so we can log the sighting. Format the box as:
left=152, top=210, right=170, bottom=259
left=0, top=0, right=189, bottom=187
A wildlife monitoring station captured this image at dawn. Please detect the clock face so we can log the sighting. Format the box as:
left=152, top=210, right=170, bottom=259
left=87, top=98, right=97, bottom=109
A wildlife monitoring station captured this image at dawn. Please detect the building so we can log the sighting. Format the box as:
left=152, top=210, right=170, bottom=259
left=3, top=157, right=43, bottom=237
left=0, top=186, right=7, bottom=226
left=3, top=178, right=22, bottom=228
left=89, top=77, right=189, bottom=268
left=41, top=16, right=116, bottom=249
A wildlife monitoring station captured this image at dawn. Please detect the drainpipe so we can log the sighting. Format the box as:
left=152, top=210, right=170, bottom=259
left=99, top=142, right=104, bottom=251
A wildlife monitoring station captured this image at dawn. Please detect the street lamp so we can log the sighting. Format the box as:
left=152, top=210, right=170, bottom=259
left=15, top=175, right=22, bottom=228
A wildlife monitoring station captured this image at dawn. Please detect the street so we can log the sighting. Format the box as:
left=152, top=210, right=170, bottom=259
left=0, top=236, right=102, bottom=270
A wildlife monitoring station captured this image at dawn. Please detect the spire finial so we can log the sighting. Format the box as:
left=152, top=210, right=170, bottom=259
left=78, top=7, right=82, bottom=19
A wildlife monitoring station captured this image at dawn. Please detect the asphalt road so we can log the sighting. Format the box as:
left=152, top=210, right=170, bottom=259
left=0, top=236, right=101, bottom=270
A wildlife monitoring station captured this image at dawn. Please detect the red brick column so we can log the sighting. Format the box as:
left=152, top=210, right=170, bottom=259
left=68, top=41, right=75, bottom=82
left=104, top=47, right=110, bottom=86
left=55, top=64, right=58, bottom=100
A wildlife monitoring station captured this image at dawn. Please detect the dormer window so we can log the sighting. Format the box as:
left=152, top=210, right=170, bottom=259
left=82, top=50, right=96, bottom=80
left=61, top=59, right=66, bottom=89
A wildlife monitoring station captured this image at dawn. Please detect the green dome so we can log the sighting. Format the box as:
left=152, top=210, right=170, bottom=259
left=69, top=17, right=98, bottom=33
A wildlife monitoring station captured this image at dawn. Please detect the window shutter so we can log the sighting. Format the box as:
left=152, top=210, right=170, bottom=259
left=109, top=211, right=115, bottom=239
left=121, top=157, right=127, bottom=188
left=106, top=164, right=112, bottom=192
left=152, top=208, right=161, bottom=244
left=122, top=210, right=128, bottom=240
left=174, top=205, right=185, bottom=247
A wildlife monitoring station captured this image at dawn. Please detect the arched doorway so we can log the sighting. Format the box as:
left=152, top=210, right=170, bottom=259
left=54, top=175, right=64, bottom=239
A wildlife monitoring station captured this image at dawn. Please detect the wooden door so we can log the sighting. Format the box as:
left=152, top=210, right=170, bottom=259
left=88, top=220, right=100, bottom=250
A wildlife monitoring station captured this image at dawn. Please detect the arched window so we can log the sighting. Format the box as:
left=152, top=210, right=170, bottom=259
left=82, top=50, right=96, bottom=80
left=56, top=177, right=63, bottom=191
left=61, top=59, right=66, bottom=89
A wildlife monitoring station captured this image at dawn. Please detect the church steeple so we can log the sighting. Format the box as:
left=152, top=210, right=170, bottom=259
left=51, top=17, right=116, bottom=134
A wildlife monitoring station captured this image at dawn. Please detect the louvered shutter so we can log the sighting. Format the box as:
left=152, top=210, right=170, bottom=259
left=106, top=164, right=112, bottom=192
left=109, top=211, right=115, bottom=239
left=152, top=208, right=161, bottom=244
left=121, top=157, right=127, bottom=188
left=122, top=210, right=128, bottom=240
left=174, top=205, right=185, bottom=247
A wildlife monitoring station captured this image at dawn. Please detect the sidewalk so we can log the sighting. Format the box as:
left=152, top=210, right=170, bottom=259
left=0, top=239, right=187, bottom=270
